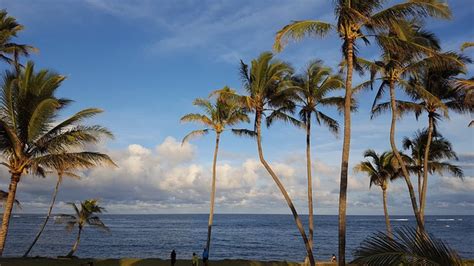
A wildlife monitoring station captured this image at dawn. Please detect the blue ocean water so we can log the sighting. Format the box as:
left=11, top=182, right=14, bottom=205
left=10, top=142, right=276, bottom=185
left=3, top=214, right=473, bottom=261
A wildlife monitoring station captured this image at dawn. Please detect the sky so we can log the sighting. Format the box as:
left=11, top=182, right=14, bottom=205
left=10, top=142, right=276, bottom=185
left=0, top=0, right=473, bottom=215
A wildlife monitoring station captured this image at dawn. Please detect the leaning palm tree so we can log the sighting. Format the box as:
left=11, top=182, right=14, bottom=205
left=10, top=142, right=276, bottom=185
left=273, top=2, right=451, bottom=263
left=352, top=226, right=462, bottom=265
left=375, top=58, right=469, bottom=225
left=354, top=150, right=400, bottom=237
left=229, top=52, right=316, bottom=264
left=402, top=129, right=463, bottom=206
left=55, top=199, right=109, bottom=257
left=0, top=10, right=36, bottom=71
left=267, top=60, right=344, bottom=253
left=0, top=62, right=113, bottom=255
left=366, top=24, right=456, bottom=231
left=23, top=151, right=116, bottom=257
left=180, top=87, right=249, bottom=256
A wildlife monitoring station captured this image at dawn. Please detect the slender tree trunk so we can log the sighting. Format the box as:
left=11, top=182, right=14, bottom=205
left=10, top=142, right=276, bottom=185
left=255, top=110, right=315, bottom=266
left=206, top=133, right=220, bottom=256
left=67, top=226, right=82, bottom=257
left=338, top=39, right=354, bottom=266
left=417, top=169, right=422, bottom=207
left=420, top=114, right=434, bottom=225
left=388, top=79, right=424, bottom=232
left=23, top=175, right=62, bottom=257
left=382, top=186, right=392, bottom=238
left=306, top=116, right=314, bottom=252
left=0, top=173, right=21, bottom=256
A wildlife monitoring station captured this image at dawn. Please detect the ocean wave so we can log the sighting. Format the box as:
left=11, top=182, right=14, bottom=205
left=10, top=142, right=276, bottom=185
left=392, top=218, right=408, bottom=221
left=436, top=219, right=455, bottom=221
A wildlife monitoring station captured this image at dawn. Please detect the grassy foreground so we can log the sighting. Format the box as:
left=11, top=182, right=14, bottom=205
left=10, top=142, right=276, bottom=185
left=0, top=258, right=339, bottom=266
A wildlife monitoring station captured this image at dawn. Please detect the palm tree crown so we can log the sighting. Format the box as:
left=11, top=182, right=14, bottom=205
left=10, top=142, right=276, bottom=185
left=181, top=87, right=250, bottom=142
left=403, top=129, right=463, bottom=178
left=0, top=10, right=36, bottom=69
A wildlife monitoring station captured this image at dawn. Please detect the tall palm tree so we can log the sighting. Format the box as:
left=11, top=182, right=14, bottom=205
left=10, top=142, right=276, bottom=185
left=0, top=10, right=36, bottom=71
left=273, top=2, right=451, bottom=263
left=457, top=42, right=474, bottom=126
left=181, top=87, right=249, bottom=257
left=267, top=60, right=344, bottom=253
left=55, top=199, right=109, bottom=257
left=23, top=150, right=116, bottom=257
left=375, top=59, right=469, bottom=225
left=354, top=150, right=400, bottom=237
left=0, top=62, right=113, bottom=255
left=229, top=52, right=317, bottom=264
left=365, top=24, right=456, bottom=231
left=403, top=130, right=463, bottom=211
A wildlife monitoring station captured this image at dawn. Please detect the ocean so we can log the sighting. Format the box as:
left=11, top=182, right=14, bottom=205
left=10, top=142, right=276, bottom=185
left=4, top=214, right=473, bottom=261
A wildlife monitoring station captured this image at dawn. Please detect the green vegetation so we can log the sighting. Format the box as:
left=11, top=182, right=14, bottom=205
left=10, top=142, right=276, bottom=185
left=55, top=199, right=109, bottom=257
left=0, top=0, right=472, bottom=264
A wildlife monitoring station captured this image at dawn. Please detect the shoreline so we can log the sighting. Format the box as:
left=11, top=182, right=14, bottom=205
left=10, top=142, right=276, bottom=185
left=0, top=258, right=339, bottom=266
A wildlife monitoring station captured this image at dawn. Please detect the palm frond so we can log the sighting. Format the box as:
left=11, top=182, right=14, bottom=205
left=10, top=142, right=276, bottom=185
left=273, top=20, right=332, bottom=52
left=231, top=129, right=256, bottom=138
left=181, top=129, right=209, bottom=144
left=352, top=226, right=462, bottom=266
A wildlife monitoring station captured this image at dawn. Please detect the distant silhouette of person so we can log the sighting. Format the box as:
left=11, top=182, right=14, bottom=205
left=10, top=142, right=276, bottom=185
left=331, top=254, right=337, bottom=263
left=202, top=248, right=209, bottom=266
left=171, top=249, right=177, bottom=266
left=192, top=252, right=199, bottom=266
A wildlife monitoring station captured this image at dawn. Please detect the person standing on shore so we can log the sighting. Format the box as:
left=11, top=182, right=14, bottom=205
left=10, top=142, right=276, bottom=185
left=171, top=249, right=177, bottom=266
left=192, top=252, right=199, bottom=266
left=202, top=248, right=209, bottom=266
left=331, top=254, right=337, bottom=263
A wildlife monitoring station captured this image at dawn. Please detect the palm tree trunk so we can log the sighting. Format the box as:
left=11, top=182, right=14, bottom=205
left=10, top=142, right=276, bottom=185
left=0, top=173, right=21, bottom=256
left=255, top=110, right=315, bottom=266
left=382, top=186, right=392, bottom=238
left=420, top=114, right=434, bottom=225
left=67, top=226, right=82, bottom=257
left=338, top=39, right=354, bottom=266
left=206, top=132, right=220, bottom=255
left=23, top=175, right=62, bottom=257
left=388, top=79, right=424, bottom=232
left=417, top=170, right=422, bottom=207
left=306, top=116, right=314, bottom=252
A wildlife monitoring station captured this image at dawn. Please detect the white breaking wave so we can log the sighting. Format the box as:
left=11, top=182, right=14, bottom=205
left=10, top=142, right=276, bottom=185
left=392, top=218, right=409, bottom=221
left=436, top=218, right=455, bottom=221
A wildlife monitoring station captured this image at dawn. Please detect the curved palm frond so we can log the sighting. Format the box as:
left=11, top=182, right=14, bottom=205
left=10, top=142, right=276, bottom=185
left=352, top=226, right=462, bottom=266
left=273, top=20, right=332, bottom=52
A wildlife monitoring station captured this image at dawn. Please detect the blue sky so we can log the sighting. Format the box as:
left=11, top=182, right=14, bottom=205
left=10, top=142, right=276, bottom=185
left=0, top=0, right=473, bottom=215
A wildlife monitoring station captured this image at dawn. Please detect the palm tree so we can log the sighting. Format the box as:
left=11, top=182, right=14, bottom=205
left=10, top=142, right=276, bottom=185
left=0, top=10, right=36, bottom=71
left=55, top=199, right=109, bottom=257
left=267, top=60, right=344, bottom=253
left=0, top=62, right=113, bottom=255
left=375, top=58, right=469, bottom=225
left=352, top=227, right=462, bottom=265
left=365, top=24, right=455, bottom=231
left=23, top=150, right=116, bottom=257
left=273, top=2, right=451, bottom=263
left=180, top=87, right=249, bottom=257
left=229, top=52, right=317, bottom=264
left=354, top=150, right=400, bottom=237
left=402, top=130, right=463, bottom=208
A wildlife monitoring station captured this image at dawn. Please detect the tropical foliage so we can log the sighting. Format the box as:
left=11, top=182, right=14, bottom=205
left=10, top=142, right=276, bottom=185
left=354, top=150, right=399, bottom=237
left=273, top=1, right=452, bottom=263
left=181, top=87, right=249, bottom=256
left=352, top=227, right=463, bottom=266
left=55, top=199, right=109, bottom=257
